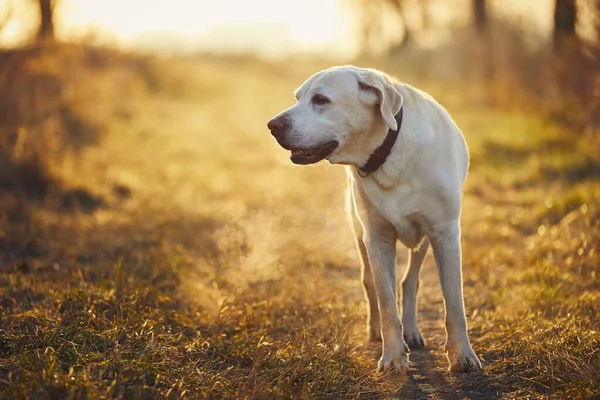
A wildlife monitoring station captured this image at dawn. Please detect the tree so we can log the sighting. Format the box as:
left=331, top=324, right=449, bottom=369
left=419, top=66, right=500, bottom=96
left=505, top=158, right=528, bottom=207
left=36, top=0, right=55, bottom=41
left=553, top=0, right=578, bottom=49
left=0, top=1, right=13, bottom=34
left=352, top=0, right=491, bottom=54
left=472, top=0, right=487, bottom=33
left=352, top=0, right=413, bottom=53
left=594, top=0, right=600, bottom=42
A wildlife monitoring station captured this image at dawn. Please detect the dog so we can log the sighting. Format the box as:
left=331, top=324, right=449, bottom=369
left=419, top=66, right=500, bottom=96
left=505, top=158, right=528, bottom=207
left=267, top=65, right=482, bottom=374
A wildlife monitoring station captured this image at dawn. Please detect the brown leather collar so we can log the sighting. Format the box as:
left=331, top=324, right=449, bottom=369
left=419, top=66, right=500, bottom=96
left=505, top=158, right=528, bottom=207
left=358, top=107, right=403, bottom=177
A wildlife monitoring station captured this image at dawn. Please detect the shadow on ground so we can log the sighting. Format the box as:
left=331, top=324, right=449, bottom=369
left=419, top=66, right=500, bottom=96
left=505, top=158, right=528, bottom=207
left=399, top=349, right=500, bottom=400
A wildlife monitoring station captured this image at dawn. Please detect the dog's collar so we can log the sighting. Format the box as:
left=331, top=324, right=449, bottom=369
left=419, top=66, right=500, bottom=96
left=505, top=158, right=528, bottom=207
left=357, top=107, right=403, bottom=177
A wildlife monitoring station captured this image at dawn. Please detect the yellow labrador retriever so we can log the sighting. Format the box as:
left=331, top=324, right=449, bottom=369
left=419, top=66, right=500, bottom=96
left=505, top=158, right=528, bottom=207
left=267, top=66, right=482, bottom=374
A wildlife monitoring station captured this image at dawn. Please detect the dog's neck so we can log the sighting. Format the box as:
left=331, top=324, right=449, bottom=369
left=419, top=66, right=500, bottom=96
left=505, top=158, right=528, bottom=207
left=356, top=108, right=404, bottom=178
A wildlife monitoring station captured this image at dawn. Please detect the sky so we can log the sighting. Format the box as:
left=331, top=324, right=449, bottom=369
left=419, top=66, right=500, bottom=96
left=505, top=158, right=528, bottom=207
left=0, top=0, right=594, bottom=57
left=0, top=0, right=357, bottom=56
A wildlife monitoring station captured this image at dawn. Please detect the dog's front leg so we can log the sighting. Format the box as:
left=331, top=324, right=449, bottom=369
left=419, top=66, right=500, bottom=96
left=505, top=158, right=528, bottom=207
left=430, top=220, right=482, bottom=372
left=363, top=221, right=408, bottom=374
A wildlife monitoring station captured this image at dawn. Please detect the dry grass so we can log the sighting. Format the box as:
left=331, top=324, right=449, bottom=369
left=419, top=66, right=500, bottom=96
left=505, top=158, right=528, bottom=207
left=0, top=43, right=598, bottom=399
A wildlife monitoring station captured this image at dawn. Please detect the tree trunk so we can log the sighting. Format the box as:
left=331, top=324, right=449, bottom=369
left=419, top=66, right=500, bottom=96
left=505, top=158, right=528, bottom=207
left=37, top=0, right=54, bottom=42
left=553, top=0, right=577, bottom=49
left=595, top=0, right=600, bottom=42
left=473, top=0, right=487, bottom=33
left=418, top=0, right=431, bottom=29
left=388, top=0, right=412, bottom=49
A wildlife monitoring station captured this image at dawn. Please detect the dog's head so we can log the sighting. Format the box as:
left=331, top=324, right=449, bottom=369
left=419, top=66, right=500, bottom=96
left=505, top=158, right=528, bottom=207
left=267, top=65, right=403, bottom=166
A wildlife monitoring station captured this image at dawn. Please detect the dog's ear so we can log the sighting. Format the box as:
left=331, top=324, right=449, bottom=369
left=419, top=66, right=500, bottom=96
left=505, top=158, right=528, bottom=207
left=357, top=70, right=403, bottom=131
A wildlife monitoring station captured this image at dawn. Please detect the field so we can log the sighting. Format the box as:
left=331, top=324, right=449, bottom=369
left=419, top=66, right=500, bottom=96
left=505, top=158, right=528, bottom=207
left=0, top=44, right=599, bottom=399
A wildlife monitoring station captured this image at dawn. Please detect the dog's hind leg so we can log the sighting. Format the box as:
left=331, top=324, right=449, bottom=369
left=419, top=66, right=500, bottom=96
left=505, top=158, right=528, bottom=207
left=430, top=220, right=482, bottom=372
left=401, top=238, right=429, bottom=349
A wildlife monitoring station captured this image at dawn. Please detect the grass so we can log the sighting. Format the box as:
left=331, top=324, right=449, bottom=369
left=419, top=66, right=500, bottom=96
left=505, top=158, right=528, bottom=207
left=0, top=44, right=599, bottom=399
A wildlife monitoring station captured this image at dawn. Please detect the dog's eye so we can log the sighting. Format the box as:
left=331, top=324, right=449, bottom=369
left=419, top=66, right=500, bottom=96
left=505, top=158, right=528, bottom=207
left=311, top=94, right=331, bottom=106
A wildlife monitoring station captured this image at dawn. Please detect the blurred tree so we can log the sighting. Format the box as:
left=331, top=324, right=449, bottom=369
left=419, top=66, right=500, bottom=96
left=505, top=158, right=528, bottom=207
left=0, top=1, right=13, bottom=33
left=595, top=0, right=600, bottom=41
left=36, top=0, right=55, bottom=41
left=554, top=0, right=578, bottom=49
left=417, top=0, right=432, bottom=29
left=352, top=0, right=493, bottom=54
left=472, top=0, right=487, bottom=32
left=386, top=0, right=413, bottom=48
left=353, top=0, right=413, bottom=52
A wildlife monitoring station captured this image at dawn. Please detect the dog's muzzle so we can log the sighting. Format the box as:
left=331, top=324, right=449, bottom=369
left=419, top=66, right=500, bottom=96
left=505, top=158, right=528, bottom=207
left=268, top=115, right=338, bottom=165
left=288, top=140, right=339, bottom=165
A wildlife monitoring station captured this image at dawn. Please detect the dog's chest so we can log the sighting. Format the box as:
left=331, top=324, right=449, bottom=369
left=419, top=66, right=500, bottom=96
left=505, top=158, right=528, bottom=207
left=358, top=180, right=426, bottom=248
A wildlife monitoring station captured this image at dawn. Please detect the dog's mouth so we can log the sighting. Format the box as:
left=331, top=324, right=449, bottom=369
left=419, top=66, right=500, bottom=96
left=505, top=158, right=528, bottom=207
left=288, top=141, right=339, bottom=165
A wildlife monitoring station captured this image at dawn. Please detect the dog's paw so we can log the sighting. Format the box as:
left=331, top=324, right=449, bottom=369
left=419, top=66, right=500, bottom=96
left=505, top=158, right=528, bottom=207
left=447, top=346, right=482, bottom=372
left=403, top=327, right=425, bottom=350
left=377, top=348, right=409, bottom=374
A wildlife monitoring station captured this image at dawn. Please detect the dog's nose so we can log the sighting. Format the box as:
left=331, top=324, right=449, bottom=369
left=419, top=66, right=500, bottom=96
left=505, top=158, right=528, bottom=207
left=267, top=116, right=286, bottom=138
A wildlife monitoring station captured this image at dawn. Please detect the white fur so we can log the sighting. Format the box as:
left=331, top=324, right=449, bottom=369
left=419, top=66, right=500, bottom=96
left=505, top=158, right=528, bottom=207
left=269, top=65, right=482, bottom=373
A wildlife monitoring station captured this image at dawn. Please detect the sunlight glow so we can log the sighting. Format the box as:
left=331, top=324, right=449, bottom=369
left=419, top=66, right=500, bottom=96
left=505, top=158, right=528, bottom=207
left=0, top=0, right=358, bottom=56
left=59, top=0, right=355, bottom=56
left=0, top=0, right=584, bottom=56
